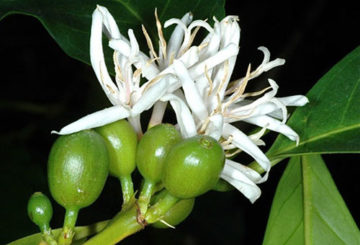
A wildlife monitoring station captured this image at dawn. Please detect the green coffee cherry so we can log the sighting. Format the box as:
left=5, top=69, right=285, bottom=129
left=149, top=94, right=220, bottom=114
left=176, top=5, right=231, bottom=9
left=48, top=129, right=109, bottom=245
left=27, top=192, right=53, bottom=233
left=151, top=191, right=195, bottom=229
left=48, top=130, right=109, bottom=210
left=137, top=124, right=182, bottom=183
left=95, top=120, right=137, bottom=178
left=96, top=120, right=137, bottom=204
left=163, top=135, right=225, bottom=199
left=137, top=124, right=182, bottom=214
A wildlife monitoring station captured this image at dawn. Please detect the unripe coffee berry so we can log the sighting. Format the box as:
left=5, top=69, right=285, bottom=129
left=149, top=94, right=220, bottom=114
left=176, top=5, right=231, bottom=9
left=27, top=192, right=53, bottom=233
left=162, top=135, right=225, bottom=199
left=96, top=120, right=137, bottom=178
left=137, top=124, right=181, bottom=183
left=48, top=130, right=109, bottom=210
left=152, top=197, right=195, bottom=229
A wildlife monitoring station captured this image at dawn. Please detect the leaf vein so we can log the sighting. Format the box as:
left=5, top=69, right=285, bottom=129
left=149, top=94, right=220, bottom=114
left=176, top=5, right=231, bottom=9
left=159, top=0, right=171, bottom=20
left=312, top=206, right=348, bottom=244
left=283, top=221, right=303, bottom=245
left=339, top=77, right=360, bottom=125
left=273, top=123, right=360, bottom=157
left=274, top=182, right=302, bottom=218
left=113, top=0, right=143, bottom=22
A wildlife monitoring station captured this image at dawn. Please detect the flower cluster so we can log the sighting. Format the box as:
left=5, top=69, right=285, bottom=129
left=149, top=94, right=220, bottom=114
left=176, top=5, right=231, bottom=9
left=54, top=5, right=308, bottom=203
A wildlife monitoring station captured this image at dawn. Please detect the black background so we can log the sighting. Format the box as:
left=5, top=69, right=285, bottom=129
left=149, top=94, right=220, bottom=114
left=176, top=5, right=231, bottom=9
left=0, top=0, right=359, bottom=244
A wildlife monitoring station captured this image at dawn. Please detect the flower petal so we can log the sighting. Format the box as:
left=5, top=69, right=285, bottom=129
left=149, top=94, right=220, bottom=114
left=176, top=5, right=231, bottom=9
left=244, top=115, right=299, bottom=143
left=218, top=16, right=240, bottom=49
left=269, top=98, right=288, bottom=123
left=257, top=46, right=285, bottom=72
left=228, top=79, right=279, bottom=115
left=222, top=123, right=270, bottom=180
left=227, top=101, right=280, bottom=120
left=221, top=159, right=261, bottom=203
left=278, top=95, right=309, bottom=106
left=195, top=41, right=221, bottom=98
left=131, top=76, right=169, bottom=115
left=228, top=95, right=308, bottom=122
left=225, top=159, right=262, bottom=182
left=109, top=29, right=140, bottom=62
left=204, top=114, right=224, bottom=140
left=173, top=60, right=208, bottom=121
left=90, top=6, right=120, bottom=104
left=108, top=39, right=131, bottom=57
left=148, top=101, right=168, bottom=128
left=150, top=44, right=238, bottom=95
left=178, top=46, right=200, bottom=68
left=128, top=115, right=143, bottom=136
left=215, top=17, right=240, bottom=95
left=160, top=93, right=197, bottom=138
left=110, top=43, right=160, bottom=80
left=95, top=5, right=121, bottom=39
left=166, top=12, right=193, bottom=60
left=188, top=43, right=239, bottom=79
left=107, top=26, right=159, bottom=79
left=52, top=105, right=130, bottom=135
left=248, top=127, right=267, bottom=146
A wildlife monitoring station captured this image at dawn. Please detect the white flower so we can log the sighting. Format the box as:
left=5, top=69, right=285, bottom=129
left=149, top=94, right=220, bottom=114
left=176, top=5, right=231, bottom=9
left=109, top=8, right=240, bottom=129
left=52, top=5, right=309, bottom=203
left=168, top=16, right=308, bottom=203
left=53, top=5, right=237, bottom=135
left=52, top=6, right=166, bottom=135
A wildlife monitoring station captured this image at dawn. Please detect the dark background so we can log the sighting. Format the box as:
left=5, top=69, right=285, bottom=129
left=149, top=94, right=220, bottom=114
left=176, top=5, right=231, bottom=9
left=0, top=0, right=359, bottom=244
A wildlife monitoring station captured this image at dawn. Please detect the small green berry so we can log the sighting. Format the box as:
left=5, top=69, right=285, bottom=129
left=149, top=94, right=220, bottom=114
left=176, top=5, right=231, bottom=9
left=48, top=130, right=109, bottom=210
left=136, top=124, right=182, bottom=214
left=137, top=124, right=182, bottom=183
left=162, top=135, right=225, bottom=199
left=96, top=120, right=137, bottom=178
left=152, top=196, right=195, bottom=229
left=27, top=192, right=53, bottom=233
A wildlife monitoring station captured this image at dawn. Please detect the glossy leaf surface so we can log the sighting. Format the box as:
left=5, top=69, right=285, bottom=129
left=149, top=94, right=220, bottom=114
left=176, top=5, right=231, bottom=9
left=0, top=0, right=225, bottom=65
left=263, top=155, right=360, bottom=245
left=267, top=46, right=360, bottom=161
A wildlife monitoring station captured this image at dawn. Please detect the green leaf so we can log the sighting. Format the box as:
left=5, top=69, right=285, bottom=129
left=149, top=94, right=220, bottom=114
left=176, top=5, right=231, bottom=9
left=267, top=46, right=360, bottom=161
left=8, top=220, right=108, bottom=245
left=0, top=0, right=225, bottom=65
left=263, top=155, right=360, bottom=245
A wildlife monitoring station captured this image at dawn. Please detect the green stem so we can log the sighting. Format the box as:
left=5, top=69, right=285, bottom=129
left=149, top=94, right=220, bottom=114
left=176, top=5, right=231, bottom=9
left=83, top=191, right=179, bottom=245
left=39, top=223, right=51, bottom=234
left=248, top=161, right=266, bottom=174
left=8, top=220, right=109, bottom=245
left=119, top=175, right=134, bottom=204
left=58, top=207, right=79, bottom=245
left=83, top=205, right=143, bottom=245
left=84, top=191, right=179, bottom=245
left=145, top=191, right=179, bottom=224
left=42, top=231, right=57, bottom=245
left=138, top=179, right=155, bottom=215
left=64, top=207, right=79, bottom=230
left=248, top=157, right=284, bottom=174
